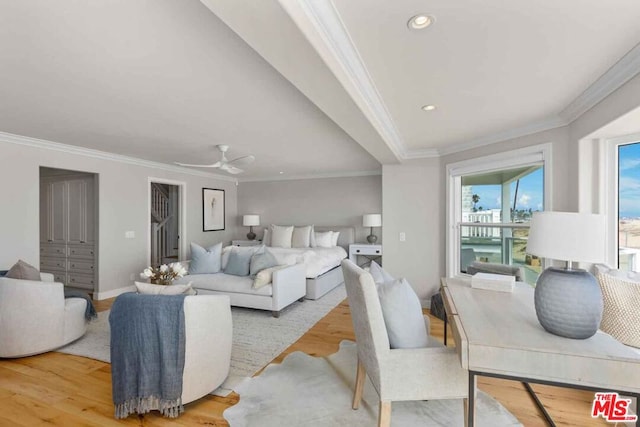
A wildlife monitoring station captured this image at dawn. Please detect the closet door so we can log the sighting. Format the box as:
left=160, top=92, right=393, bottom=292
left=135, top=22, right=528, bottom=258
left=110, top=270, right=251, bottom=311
left=49, top=181, right=67, bottom=243
left=66, top=179, right=87, bottom=244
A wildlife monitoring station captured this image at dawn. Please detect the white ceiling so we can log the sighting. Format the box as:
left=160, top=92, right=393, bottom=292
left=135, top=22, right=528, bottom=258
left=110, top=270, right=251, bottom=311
left=1, top=0, right=640, bottom=179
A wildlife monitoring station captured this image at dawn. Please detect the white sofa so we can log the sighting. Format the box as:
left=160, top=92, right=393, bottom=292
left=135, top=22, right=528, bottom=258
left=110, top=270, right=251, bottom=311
left=0, top=273, right=87, bottom=358
left=175, top=261, right=306, bottom=317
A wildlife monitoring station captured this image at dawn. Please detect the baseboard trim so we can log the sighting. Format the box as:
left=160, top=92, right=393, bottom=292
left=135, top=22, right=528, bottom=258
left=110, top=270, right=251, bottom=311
left=94, top=285, right=135, bottom=301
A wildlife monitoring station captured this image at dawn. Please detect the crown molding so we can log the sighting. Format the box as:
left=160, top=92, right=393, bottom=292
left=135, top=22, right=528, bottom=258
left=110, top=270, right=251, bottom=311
left=436, top=115, right=568, bottom=157
left=292, top=0, right=406, bottom=160
left=401, top=147, right=440, bottom=159
left=238, top=169, right=381, bottom=183
left=560, top=42, right=640, bottom=123
left=0, top=131, right=238, bottom=182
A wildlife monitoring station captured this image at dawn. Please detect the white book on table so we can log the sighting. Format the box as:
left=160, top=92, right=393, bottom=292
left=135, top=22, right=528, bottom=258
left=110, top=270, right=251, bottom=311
left=471, top=272, right=515, bottom=292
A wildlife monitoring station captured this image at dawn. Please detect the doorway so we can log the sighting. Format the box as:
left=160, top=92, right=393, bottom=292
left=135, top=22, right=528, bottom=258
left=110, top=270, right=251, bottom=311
left=148, top=179, right=186, bottom=266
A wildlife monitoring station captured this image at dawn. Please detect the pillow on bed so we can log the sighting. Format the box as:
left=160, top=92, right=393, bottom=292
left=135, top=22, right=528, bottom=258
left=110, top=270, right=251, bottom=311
left=271, top=225, right=294, bottom=248
left=331, top=231, right=340, bottom=247
left=262, top=227, right=271, bottom=246
left=314, top=231, right=333, bottom=248
left=292, top=226, right=312, bottom=248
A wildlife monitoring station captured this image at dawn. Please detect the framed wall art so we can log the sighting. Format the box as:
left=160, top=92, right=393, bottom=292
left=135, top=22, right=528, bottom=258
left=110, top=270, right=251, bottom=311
left=202, top=188, right=225, bottom=231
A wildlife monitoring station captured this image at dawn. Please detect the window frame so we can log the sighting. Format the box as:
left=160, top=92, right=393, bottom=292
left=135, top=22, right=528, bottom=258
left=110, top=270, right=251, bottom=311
left=445, top=143, right=553, bottom=278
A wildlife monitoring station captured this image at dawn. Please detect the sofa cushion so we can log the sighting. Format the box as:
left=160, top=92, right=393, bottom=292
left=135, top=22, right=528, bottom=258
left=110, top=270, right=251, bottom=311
left=225, top=248, right=254, bottom=276
left=178, top=273, right=272, bottom=296
left=189, top=242, right=222, bottom=274
left=6, top=260, right=41, bottom=280
left=253, top=265, right=288, bottom=289
left=250, top=248, right=279, bottom=277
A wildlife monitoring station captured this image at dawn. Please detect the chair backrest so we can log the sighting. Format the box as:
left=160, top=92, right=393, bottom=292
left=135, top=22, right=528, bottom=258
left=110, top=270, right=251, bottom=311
left=341, top=259, right=389, bottom=389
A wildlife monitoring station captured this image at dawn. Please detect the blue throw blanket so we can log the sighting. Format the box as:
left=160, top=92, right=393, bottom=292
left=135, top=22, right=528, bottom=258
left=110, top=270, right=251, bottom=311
left=109, top=293, right=187, bottom=419
left=64, top=289, right=97, bottom=321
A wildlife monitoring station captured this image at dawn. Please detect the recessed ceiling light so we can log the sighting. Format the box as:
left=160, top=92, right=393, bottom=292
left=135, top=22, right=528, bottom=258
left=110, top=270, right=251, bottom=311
left=408, top=14, right=434, bottom=30
left=421, top=105, right=436, bottom=111
left=279, top=171, right=284, bottom=174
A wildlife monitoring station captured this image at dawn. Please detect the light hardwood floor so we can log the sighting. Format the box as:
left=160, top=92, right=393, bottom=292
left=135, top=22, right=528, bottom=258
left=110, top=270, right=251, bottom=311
left=0, top=298, right=608, bottom=426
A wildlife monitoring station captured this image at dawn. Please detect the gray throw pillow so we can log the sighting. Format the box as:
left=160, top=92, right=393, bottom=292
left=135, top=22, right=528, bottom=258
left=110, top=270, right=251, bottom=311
left=377, top=277, right=429, bottom=349
left=5, top=259, right=41, bottom=280
left=189, top=242, right=222, bottom=274
left=250, top=248, right=279, bottom=277
left=224, top=248, right=254, bottom=276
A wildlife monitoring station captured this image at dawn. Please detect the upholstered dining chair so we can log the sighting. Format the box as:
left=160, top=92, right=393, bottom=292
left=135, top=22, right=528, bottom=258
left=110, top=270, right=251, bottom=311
left=341, top=260, right=469, bottom=427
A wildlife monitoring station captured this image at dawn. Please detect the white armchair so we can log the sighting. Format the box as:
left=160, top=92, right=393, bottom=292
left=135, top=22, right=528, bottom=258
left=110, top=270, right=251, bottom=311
left=0, top=273, right=87, bottom=358
left=341, top=260, right=469, bottom=427
left=181, top=295, right=233, bottom=404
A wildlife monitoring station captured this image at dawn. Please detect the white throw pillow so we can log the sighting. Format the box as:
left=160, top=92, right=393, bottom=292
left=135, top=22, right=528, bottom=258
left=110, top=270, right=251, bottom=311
left=369, top=261, right=394, bottom=284
left=377, top=278, right=429, bottom=349
left=271, top=225, right=294, bottom=248
left=263, top=227, right=271, bottom=246
left=135, top=281, right=194, bottom=295
left=314, top=231, right=333, bottom=248
left=292, top=226, right=312, bottom=248
left=331, top=231, right=340, bottom=247
left=253, top=265, right=289, bottom=289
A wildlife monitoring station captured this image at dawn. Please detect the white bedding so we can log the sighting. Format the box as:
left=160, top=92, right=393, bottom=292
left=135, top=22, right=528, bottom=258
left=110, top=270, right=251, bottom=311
left=267, top=246, right=347, bottom=279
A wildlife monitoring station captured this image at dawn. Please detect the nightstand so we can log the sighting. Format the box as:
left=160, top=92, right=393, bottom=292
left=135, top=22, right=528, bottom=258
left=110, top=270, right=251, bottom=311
left=231, top=240, right=262, bottom=247
left=349, top=243, right=382, bottom=266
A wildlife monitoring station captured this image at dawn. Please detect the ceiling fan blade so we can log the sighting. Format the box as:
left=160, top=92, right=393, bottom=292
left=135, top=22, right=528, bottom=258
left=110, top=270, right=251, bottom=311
left=221, top=164, right=244, bottom=174
left=226, top=155, right=255, bottom=167
left=174, top=161, right=222, bottom=168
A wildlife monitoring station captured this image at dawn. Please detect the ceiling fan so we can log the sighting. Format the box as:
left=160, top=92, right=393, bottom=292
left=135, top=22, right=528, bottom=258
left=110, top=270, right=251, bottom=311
left=175, top=144, right=255, bottom=175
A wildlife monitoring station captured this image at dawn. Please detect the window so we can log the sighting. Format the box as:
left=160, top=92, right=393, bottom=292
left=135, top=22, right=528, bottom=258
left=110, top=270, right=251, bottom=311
left=617, top=142, right=640, bottom=271
left=446, top=144, right=552, bottom=284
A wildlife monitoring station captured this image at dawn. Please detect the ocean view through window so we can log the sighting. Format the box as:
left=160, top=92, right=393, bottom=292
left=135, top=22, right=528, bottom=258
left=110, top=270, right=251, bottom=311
left=618, top=142, right=640, bottom=271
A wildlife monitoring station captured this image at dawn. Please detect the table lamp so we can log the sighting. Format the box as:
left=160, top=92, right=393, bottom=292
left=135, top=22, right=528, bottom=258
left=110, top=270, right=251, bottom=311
left=243, top=215, right=260, bottom=241
left=363, top=214, right=382, bottom=244
left=526, top=211, right=606, bottom=339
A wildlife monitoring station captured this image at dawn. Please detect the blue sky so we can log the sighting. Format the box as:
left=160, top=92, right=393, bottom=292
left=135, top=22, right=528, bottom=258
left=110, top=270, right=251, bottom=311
left=468, top=168, right=544, bottom=213
left=619, top=143, right=640, bottom=218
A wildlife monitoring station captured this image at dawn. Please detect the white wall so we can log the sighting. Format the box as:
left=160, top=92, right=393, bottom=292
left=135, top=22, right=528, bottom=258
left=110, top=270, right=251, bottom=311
left=382, top=158, right=443, bottom=303
left=0, top=137, right=238, bottom=298
left=237, top=175, right=382, bottom=243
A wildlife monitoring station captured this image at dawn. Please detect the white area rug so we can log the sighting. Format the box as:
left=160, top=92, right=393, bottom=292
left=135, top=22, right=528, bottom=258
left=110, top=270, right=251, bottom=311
left=224, top=340, right=523, bottom=426
left=57, top=285, right=347, bottom=395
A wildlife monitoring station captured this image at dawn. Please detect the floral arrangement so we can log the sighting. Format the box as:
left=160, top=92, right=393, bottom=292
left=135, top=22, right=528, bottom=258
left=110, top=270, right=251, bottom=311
left=140, top=262, right=188, bottom=285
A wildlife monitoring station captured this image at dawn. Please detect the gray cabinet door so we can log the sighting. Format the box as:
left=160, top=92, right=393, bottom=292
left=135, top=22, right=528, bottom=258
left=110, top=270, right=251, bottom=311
left=67, top=179, right=86, bottom=244
left=50, top=181, right=67, bottom=243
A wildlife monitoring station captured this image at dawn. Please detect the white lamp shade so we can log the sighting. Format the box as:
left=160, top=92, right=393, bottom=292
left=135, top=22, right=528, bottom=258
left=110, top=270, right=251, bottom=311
left=242, top=215, right=260, bottom=227
left=527, top=211, right=605, bottom=263
left=363, top=214, right=382, bottom=227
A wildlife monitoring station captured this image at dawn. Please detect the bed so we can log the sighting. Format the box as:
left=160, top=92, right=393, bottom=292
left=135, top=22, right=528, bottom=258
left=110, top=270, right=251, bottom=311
left=264, top=225, right=355, bottom=300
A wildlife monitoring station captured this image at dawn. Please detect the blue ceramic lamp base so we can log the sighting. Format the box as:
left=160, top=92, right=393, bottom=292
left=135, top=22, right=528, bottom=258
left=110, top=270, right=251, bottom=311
left=534, top=267, right=603, bottom=339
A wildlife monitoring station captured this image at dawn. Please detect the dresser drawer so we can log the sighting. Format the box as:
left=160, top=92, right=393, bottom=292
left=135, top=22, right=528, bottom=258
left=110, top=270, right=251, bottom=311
left=67, top=273, right=95, bottom=290
left=40, top=244, right=67, bottom=257
left=68, top=260, right=95, bottom=274
left=41, top=257, right=66, bottom=272
left=68, top=245, right=95, bottom=259
left=352, top=246, right=381, bottom=256
left=52, top=273, right=67, bottom=284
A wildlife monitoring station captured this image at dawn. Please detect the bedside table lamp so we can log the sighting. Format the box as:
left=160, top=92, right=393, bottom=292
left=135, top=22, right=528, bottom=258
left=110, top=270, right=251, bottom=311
left=363, top=214, right=382, bottom=244
left=243, top=215, right=260, bottom=241
left=526, top=211, right=606, bottom=339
